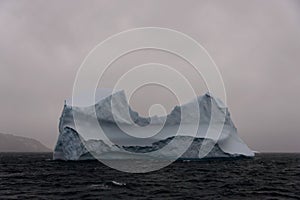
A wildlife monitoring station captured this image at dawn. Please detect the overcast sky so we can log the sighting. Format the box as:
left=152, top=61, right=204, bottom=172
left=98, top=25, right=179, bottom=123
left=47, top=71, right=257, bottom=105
left=0, top=0, right=300, bottom=152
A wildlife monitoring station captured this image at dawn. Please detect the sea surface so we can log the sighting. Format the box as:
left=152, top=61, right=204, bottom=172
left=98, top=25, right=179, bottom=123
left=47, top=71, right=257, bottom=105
left=0, top=153, right=299, bottom=199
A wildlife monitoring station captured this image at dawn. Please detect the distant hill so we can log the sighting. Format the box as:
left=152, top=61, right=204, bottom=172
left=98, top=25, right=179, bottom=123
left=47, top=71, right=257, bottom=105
left=0, top=133, right=52, bottom=152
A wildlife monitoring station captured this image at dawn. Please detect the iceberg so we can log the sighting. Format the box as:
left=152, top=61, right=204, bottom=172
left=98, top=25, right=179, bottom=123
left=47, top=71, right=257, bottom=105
left=53, top=89, right=254, bottom=161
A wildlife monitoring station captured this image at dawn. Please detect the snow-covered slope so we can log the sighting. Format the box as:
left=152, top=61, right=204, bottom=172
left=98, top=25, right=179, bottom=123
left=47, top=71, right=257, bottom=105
left=53, top=89, right=254, bottom=160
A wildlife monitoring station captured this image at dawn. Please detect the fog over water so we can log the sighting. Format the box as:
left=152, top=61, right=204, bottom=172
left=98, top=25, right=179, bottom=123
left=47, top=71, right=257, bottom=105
left=0, top=0, right=300, bottom=152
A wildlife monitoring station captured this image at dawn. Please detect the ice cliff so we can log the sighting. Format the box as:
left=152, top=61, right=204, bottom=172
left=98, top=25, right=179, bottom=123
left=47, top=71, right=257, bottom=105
left=53, top=89, right=254, bottom=160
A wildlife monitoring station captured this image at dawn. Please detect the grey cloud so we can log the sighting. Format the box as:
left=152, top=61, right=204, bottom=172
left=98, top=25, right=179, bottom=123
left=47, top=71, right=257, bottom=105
left=0, top=0, right=299, bottom=151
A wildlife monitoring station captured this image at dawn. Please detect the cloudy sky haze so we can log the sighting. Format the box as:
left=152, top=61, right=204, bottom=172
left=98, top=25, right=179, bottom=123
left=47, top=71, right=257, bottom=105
left=0, top=0, right=300, bottom=152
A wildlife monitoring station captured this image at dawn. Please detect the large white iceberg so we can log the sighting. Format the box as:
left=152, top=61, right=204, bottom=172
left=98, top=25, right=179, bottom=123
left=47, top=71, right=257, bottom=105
left=53, top=89, right=254, bottom=161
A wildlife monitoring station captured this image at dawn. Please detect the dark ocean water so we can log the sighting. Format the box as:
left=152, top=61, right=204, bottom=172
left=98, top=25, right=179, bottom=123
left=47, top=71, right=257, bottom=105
left=0, top=153, right=299, bottom=200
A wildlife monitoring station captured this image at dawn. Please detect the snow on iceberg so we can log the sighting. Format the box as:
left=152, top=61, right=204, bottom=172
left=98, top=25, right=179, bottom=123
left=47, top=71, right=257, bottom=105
left=53, top=89, right=254, bottom=160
